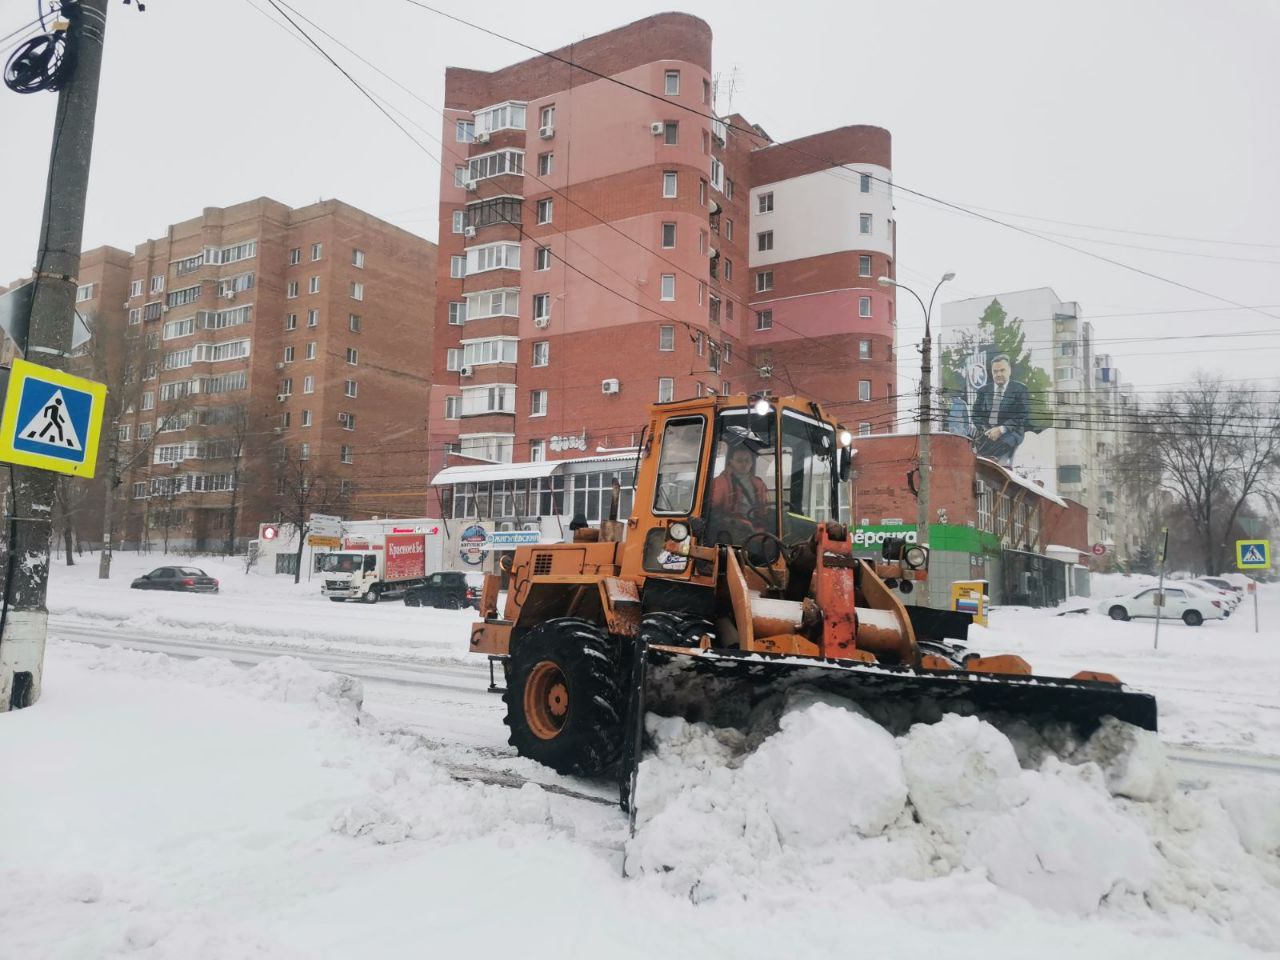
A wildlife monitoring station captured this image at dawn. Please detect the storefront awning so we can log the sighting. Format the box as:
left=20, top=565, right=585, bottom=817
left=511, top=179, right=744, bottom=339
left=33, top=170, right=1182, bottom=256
left=431, top=452, right=637, bottom=487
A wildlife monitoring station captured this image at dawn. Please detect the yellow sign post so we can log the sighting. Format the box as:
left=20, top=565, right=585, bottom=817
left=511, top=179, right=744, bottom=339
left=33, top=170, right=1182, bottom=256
left=0, top=358, right=106, bottom=478
left=951, top=580, right=988, bottom=626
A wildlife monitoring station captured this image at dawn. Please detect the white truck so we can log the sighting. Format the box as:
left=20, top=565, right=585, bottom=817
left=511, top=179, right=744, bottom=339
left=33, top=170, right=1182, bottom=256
left=320, top=532, right=428, bottom=603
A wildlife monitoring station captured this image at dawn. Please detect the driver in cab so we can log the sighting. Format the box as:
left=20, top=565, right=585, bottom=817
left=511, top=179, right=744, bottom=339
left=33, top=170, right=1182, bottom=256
left=709, top=444, right=771, bottom=543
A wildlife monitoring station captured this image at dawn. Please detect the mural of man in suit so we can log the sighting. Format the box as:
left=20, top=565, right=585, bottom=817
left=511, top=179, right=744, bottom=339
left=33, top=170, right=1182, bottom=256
left=971, top=353, right=1029, bottom=465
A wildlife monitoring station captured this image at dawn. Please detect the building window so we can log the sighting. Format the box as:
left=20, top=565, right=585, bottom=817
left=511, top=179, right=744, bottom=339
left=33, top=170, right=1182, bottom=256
left=447, top=349, right=461, bottom=372
left=698, top=179, right=708, bottom=206
left=859, top=338, right=871, bottom=359
left=529, top=440, right=545, bottom=462
left=465, top=241, right=521, bottom=274
left=142, top=391, right=155, bottom=410
left=538, top=152, right=553, bottom=176
left=302, top=409, right=312, bottom=427
left=661, top=222, right=676, bottom=248
left=340, top=413, right=356, bottom=431
left=309, top=276, right=320, bottom=294
left=127, top=308, right=142, bottom=325
left=289, top=248, right=301, bottom=265
left=859, top=422, right=871, bottom=436
left=757, top=231, right=774, bottom=252
left=859, top=213, right=872, bottom=234
left=538, top=104, right=555, bottom=132
left=467, top=149, right=525, bottom=182
left=859, top=296, right=872, bottom=318
left=283, top=346, right=295, bottom=363
left=311, top=243, right=323, bottom=261
left=341, top=445, right=354, bottom=464
left=456, top=119, right=475, bottom=142
left=303, top=376, right=315, bottom=394
left=755, top=271, right=774, bottom=293
left=662, top=171, right=677, bottom=198
left=533, top=293, right=551, bottom=321
left=859, top=255, right=872, bottom=278
left=278, top=379, right=293, bottom=397
left=287, top=281, right=299, bottom=299
left=695, top=332, right=704, bottom=357
left=724, top=260, right=733, bottom=281
left=659, top=325, right=674, bottom=351
left=308, top=309, right=319, bottom=327
left=723, top=342, right=732, bottom=364
left=305, top=341, right=317, bottom=360
left=450, top=255, right=466, bottom=279
left=530, top=389, right=548, bottom=417
left=725, top=178, right=734, bottom=199
left=452, top=210, right=465, bottom=234
left=758, top=192, right=773, bottom=214
left=536, top=198, right=553, bottom=224
left=345, top=379, right=358, bottom=398
left=756, top=309, right=773, bottom=331
left=663, top=121, right=679, bottom=145
left=664, top=70, right=680, bottom=95
left=350, top=282, right=364, bottom=301
left=725, top=219, right=733, bottom=241
left=349, top=313, right=361, bottom=333
left=531, top=341, right=549, bottom=367
left=701, top=129, right=710, bottom=155
left=346, top=347, right=358, bottom=365
left=660, top=275, right=676, bottom=301
left=535, top=246, right=551, bottom=271
left=658, top=377, right=674, bottom=403
left=449, top=301, right=466, bottom=325
left=352, top=248, right=365, bottom=269
left=858, top=380, right=871, bottom=401
left=150, top=276, right=164, bottom=294
left=454, top=166, right=467, bottom=188
left=300, top=443, right=310, bottom=461
left=860, top=173, right=871, bottom=193
left=445, top=396, right=461, bottom=419
left=285, top=313, right=297, bottom=331
left=128, top=279, right=143, bottom=298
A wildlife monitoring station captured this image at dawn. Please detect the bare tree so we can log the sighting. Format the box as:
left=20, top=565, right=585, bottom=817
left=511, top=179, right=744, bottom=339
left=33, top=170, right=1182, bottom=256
left=221, top=403, right=251, bottom=555
left=273, top=442, right=348, bottom=584
left=1114, top=375, right=1280, bottom=573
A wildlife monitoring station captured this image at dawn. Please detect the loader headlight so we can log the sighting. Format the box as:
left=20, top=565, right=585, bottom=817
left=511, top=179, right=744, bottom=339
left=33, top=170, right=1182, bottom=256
left=904, top=545, right=928, bottom=569
left=838, top=429, right=854, bottom=447
left=751, top=397, right=772, bottom=417
left=668, top=521, right=690, bottom=542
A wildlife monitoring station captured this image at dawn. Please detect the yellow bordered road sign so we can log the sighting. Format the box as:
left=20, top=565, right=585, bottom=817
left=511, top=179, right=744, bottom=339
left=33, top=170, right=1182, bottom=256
left=0, top=358, right=107, bottom=478
left=1236, top=539, right=1271, bottom=570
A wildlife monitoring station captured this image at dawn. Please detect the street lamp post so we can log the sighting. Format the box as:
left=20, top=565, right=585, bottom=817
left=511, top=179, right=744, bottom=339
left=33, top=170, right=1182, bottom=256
left=878, top=272, right=955, bottom=606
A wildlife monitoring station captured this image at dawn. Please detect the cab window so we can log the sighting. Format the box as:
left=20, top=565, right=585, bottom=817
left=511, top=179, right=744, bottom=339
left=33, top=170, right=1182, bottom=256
left=704, top=409, right=778, bottom=547
left=779, top=410, right=838, bottom=544
left=652, top=417, right=705, bottom=515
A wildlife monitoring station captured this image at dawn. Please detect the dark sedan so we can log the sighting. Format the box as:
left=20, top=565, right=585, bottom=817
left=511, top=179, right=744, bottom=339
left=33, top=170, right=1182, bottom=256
left=130, top=566, right=220, bottom=593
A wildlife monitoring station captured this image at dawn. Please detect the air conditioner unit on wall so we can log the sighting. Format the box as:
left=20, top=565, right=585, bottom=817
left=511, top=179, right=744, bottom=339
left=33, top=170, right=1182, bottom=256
left=601, top=378, right=619, bottom=395
left=475, top=131, right=490, bottom=143
left=538, top=125, right=554, bottom=139
left=276, top=394, right=288, bottom=402
left=464, top=180, right=478, bottom=193
left=533, top=316, right=550, bottom=329
left=463, top=226, right=476, bottom=238
left=974, top=478, right=987, bottom=495
left=650, top=122, right=664, bottom=135
left=459, top=365, right=474, bottom=377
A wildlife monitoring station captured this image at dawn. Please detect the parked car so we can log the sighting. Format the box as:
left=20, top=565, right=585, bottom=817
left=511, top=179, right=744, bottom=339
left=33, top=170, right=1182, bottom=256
left=130, top=566, right=220, bottom=593
left=404, top=571, right=476, bottom=609
left=1097, top=585, right=1226, bottom=626
left=1186, top=579, right=1240, bottom=609
left=1199, top=576, right=1246, bottom=596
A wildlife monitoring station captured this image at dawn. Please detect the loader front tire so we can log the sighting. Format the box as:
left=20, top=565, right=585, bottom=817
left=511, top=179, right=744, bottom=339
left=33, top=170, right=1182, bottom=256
left=639, top=611, right=714, bottom=648
left=504, top=618, right=623, bottom=777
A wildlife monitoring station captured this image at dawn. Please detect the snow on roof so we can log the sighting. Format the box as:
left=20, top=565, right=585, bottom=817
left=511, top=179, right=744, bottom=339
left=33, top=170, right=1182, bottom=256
left=978, top=457, right=1068, bottom=508
left=431, top=452, right=635, bottom=485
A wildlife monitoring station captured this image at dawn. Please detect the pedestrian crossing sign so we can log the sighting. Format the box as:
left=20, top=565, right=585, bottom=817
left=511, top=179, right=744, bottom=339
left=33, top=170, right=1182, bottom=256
left=1236, top=539, right=1271, bottom=570
left=0, top=358, right=106, bottom=478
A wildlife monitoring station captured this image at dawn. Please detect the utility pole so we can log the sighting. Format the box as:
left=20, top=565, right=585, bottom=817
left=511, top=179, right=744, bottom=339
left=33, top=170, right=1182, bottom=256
left=0, top=0, right=111, bottom=711
left=879, top=271, right=955, bottom=608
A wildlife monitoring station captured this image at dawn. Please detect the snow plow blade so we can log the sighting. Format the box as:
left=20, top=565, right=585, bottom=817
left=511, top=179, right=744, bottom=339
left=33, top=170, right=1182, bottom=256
left=641, top=646, right=1158, bottom=734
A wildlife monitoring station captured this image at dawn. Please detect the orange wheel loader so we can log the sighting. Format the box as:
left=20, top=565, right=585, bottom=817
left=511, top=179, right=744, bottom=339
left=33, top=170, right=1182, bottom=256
left=468, top=394, right=1156, bottom=807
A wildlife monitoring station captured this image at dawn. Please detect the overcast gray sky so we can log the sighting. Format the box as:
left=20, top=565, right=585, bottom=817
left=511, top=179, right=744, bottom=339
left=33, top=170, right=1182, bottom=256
left=3, top=0, right=1277, bottom=397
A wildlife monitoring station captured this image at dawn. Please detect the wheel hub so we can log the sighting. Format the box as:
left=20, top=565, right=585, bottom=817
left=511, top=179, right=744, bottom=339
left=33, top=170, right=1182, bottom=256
left=524, top=661, right=570, bottom=740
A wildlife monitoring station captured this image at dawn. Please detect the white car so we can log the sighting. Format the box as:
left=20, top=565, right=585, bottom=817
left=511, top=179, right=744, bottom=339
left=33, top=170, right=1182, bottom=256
left=1186, top=579, right=1240, bottom=609
left=1098, top=586, right=1228, bottom=626
left=1199, top=575, right=1246, bottom=597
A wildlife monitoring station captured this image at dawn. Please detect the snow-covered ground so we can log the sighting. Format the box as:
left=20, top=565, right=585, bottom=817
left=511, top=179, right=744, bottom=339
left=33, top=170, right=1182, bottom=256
left=0, top=554, right=1276, bottom=957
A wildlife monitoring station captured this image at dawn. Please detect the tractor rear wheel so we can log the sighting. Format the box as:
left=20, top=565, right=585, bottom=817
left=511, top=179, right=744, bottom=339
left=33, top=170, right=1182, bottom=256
left=504, top=618, right=623, bottom=776
left=639, top=611, right=714, bottom=648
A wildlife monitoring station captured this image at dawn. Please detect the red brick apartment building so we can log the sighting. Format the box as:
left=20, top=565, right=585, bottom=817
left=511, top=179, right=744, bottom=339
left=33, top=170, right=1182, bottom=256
left=66, top=198, right=435, bottom=550
left=430, top=12, right=898, bottom=473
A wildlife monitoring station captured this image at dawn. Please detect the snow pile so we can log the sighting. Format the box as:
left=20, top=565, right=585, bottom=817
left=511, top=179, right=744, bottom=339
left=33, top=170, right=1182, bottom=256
left=626, top=697, right=1280, bottom=950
